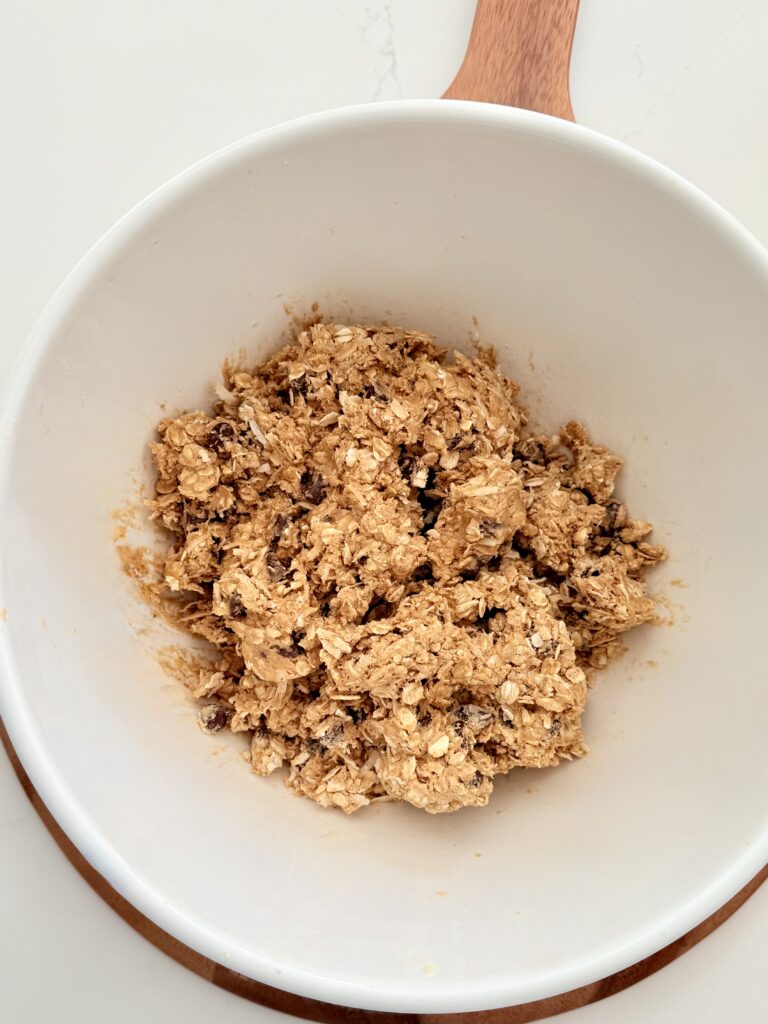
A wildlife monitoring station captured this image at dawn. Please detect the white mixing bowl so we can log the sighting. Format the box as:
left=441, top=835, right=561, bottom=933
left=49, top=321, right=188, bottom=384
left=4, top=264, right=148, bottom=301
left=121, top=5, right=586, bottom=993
left=1, top=102, right=767, bottom=1013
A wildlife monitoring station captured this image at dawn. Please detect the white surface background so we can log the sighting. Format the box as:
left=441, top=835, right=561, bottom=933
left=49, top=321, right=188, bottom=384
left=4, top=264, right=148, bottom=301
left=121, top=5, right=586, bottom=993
left=0, top=2, right=766, bottom=1021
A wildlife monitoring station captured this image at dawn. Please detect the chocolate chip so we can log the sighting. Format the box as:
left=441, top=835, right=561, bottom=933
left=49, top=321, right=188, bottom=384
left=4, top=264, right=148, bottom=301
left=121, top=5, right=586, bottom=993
left=210, top=537, right=224, bottom=563
left=398, top=452, right=415, bottom=478
left=468, top=771, right=484, bottom=788
left=228, top=593, right=247, bottom=618
left=291, top=375, right=310, bottom=397
left=276, top=644, right=301, bottom=658
left=207, top=421, right=236, bottom=453
left=322, top=723, right=344, bottom=747
left=276, top=631, right=306, bottom=658
left=398, top=444, right=425, bottom=482
left=361, top=383, right=389, bottom=403
left=266, top=552, right=291, bottom=581
left=455, top=704, right=494, bottom=732
left=479, top=518, right=502, bottom=537
left=517, top=438, right=548, bottom=465
left=198, top=703, right=233, bottom=732
left=300, top=470, right=326, bottom=505
left=317, top=585, right=337, bottom=616
left=272, top=513, right=290, bottom=543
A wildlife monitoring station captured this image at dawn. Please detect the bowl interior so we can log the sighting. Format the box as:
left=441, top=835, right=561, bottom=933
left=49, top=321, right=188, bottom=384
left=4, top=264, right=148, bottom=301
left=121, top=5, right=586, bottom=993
left=2, top=104, right=767, bottom=1012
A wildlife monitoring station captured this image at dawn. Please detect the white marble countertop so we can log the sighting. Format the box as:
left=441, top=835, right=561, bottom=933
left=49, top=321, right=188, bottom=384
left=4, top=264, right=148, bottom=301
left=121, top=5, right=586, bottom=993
left=1, top=2, right=766, bottom=1020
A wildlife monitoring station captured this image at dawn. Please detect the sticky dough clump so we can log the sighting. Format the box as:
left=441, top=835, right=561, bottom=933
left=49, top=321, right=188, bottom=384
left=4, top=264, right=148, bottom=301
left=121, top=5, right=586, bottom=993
left=145, top=323, right=665, bottom=813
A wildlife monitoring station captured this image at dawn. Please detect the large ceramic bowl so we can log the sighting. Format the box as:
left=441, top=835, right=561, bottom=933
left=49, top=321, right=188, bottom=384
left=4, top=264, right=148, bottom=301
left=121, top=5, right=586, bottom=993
left=1, top=102, right=767, bottom=1013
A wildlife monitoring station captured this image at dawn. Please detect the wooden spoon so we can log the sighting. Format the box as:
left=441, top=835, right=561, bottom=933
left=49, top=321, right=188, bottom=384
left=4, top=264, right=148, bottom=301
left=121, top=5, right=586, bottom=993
left=443, top=0, right=580, bottom=120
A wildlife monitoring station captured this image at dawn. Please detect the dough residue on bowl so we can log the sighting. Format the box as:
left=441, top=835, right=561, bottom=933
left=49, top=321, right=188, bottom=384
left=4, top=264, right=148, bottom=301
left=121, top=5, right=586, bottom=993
left=137, top=322, right=665, bottom=813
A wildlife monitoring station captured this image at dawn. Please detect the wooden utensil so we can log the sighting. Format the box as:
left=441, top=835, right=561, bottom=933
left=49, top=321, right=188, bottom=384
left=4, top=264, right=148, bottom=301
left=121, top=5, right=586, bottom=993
left=444, top=0, right=580, bottom=120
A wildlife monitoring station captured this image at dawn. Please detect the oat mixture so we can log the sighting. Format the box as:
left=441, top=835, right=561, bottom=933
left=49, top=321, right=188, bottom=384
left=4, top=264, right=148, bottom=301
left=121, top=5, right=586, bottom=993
left=145, top=323, right=665, bottom=813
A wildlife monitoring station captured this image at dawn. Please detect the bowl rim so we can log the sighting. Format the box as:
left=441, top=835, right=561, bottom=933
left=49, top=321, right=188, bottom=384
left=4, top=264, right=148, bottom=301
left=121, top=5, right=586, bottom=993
left=1, top=99, right=767, bottom=1014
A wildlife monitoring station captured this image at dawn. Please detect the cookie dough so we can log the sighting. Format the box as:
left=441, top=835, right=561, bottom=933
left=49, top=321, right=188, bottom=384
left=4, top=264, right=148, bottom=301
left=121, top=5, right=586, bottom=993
left=145, top=323, right=665, bottom=813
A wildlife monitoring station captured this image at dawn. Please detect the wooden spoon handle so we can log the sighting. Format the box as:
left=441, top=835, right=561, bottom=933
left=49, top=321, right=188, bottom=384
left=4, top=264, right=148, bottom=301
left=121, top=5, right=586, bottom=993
left=443, top=0, right=580, bottom=120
